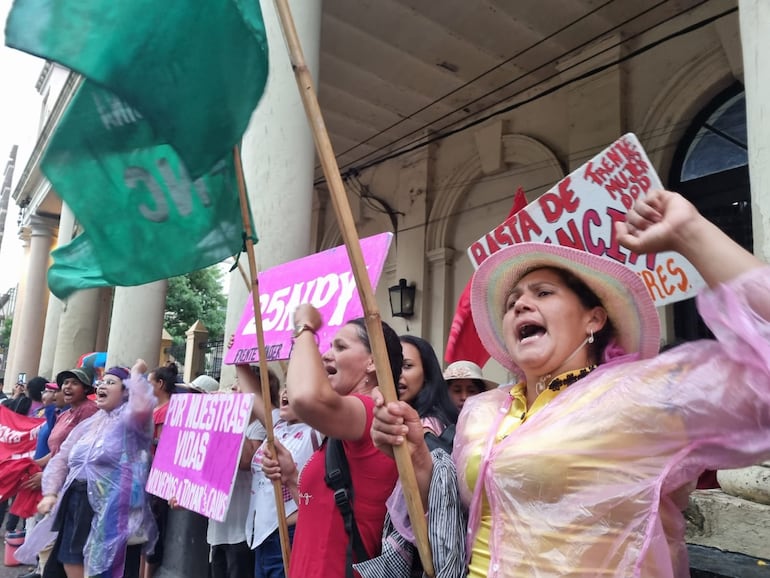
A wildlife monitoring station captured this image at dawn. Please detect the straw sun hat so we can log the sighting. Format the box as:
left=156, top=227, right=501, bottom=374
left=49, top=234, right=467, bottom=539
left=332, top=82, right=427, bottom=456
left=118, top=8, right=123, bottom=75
left=470, top=243, right=660, bottom=375
left=442, top=360, right=498, bottom=390
left=189, top=374, right=220, bottom=393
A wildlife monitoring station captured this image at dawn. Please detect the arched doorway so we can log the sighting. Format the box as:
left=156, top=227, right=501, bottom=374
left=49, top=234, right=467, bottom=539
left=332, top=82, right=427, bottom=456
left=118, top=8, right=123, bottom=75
left=668, top=84, right=751, bottom=341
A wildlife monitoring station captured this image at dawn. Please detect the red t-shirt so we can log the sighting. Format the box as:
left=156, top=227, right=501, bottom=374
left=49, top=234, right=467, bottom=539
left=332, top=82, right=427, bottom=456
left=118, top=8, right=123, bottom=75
left=152, top=403, right=169, bottom=457
left=289, top=394, right=398, bottom=578
left=47, top=400, right=98, bottom=457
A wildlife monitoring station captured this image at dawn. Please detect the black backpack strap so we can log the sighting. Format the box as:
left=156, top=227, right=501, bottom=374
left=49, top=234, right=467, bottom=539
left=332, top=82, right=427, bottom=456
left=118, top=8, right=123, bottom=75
left=324, top=438, right=369, bottom=577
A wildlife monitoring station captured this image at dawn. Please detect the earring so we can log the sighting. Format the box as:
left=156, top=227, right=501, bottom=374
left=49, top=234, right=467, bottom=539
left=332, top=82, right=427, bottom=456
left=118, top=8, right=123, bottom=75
left=588, top=329, right=595, bottom=344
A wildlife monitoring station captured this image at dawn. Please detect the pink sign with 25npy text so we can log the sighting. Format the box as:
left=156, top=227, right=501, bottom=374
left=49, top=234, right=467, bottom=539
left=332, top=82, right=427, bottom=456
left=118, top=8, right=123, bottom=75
left=225, top=232, right=393, bottom=365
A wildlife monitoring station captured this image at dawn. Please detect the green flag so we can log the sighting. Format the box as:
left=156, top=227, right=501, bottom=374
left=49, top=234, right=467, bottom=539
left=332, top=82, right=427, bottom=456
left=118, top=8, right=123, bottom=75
left=43, top=81, right=246, bottom=299
left=5, top=0, right=269, bottom=177
left=4, top=0, right=268, bottom=298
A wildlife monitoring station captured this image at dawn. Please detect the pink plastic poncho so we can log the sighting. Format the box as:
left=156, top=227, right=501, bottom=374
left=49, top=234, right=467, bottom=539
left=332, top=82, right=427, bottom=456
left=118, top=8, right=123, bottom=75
left=17, top=373, right=157, bottom=577
left=453, top=266, right=770, bottom=578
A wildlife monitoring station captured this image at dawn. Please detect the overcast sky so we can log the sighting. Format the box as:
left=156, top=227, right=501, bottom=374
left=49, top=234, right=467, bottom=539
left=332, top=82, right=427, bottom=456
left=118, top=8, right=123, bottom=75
left=0, top=0, right=44, bottom=294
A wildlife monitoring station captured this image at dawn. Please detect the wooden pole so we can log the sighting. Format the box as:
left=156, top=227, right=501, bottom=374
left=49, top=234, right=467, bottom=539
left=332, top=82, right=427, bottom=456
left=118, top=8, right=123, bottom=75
left=232, top=145, right=292, bottom=572
left=271, top=1, right=435, bottom=575
left=235, top=258, right=251, bottom=290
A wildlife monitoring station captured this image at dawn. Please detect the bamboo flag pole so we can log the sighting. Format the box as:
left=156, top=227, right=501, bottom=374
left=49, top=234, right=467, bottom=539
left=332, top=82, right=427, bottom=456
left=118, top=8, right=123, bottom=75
left=235, top=258, right=251, bottom=291
left=271, top=1, right=435, bottom=575
left=232, top=145, right=293, bottom=571
left=230, top=260, right=288, bottom=380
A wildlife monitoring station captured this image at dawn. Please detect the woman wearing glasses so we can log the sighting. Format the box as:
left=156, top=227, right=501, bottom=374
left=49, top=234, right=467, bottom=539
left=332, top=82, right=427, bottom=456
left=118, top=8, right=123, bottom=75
left=21, top=362, right=157, bottom=578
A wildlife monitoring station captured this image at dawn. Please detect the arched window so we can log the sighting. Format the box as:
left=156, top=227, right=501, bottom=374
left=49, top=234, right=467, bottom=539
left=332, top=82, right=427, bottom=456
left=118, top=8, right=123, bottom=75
left=669, top=84, right=751, bottom=341
left=680, top=91, right=747, bottom=181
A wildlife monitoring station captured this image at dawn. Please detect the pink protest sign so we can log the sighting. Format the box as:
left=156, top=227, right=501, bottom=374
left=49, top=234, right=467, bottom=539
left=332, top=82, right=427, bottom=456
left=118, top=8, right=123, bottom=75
left=146, top=393, right=254, bottom=522
left=467, top=133, right=705, bottom=307
left=225, top=232, right=393, bottom=364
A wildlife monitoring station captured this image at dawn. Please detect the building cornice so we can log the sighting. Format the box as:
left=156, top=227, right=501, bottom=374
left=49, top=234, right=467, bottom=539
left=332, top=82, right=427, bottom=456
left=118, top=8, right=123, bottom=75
left=12, top=72, right=81, bottom=205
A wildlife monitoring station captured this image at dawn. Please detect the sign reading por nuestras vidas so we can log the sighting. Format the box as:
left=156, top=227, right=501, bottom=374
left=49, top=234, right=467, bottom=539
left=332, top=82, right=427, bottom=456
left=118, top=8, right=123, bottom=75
left=225, top=232, right=393, bottom=364
left=146, top=392, right=254, bottom=522
left=467, top=133, right=705, bottom=306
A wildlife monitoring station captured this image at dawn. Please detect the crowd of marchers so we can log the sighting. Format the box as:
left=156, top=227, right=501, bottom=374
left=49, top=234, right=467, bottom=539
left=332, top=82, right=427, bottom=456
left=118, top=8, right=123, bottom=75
left=3, top=189, right=770, bottom=578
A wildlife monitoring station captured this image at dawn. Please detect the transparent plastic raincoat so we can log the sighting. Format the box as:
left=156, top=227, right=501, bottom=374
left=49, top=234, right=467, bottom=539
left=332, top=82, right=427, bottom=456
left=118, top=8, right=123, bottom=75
left=17, top=373, right=157, bottom=577
left=453, top=266, right=770, bottom=577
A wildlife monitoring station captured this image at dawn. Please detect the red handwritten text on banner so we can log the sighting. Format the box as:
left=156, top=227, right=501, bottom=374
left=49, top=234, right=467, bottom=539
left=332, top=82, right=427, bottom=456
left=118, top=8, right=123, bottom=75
left=468, top=134, right=703, bottom=306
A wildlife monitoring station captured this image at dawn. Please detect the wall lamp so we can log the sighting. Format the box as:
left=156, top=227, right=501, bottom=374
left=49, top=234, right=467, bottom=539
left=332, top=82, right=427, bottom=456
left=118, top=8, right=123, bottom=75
left=388, top=278, right=416, bottom=318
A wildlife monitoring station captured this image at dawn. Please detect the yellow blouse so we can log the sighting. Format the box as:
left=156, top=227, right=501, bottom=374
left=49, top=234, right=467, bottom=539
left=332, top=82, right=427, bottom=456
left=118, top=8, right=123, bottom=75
left=466, top=368, right=592, bottom=578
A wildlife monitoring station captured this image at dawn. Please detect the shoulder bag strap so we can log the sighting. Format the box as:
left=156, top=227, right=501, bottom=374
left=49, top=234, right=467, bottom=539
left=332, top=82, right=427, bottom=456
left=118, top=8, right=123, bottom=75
left=324, top=438, right=370, bottom=577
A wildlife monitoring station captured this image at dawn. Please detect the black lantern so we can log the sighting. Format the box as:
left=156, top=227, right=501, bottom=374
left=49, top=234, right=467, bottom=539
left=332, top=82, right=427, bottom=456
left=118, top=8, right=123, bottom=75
left=388, top=278, right=416, bottom=318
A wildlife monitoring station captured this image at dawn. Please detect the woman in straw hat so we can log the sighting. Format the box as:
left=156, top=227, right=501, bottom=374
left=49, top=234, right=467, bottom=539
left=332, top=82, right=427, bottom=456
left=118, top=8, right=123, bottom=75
left=370, top=189, right=770, bottom=577
left=442, top=360, right=498, bottom=412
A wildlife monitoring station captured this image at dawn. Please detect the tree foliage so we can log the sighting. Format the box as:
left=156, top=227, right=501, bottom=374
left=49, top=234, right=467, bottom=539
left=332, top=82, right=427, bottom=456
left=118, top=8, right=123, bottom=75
left=165, top=266, right=227, bottom=345
left=0, top=317, right=12, bottom=353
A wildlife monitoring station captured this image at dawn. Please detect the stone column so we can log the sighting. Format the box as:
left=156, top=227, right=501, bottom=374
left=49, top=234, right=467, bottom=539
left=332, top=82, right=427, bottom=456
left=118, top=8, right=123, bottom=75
left=391, top=148, right=432, bottom=336
left=741, top=0, right=770, bottom=262
left=4, top=231, right=31, bottom=388
left=52, top=286, right=104, bottom=375
left=426, top=248, right=456, bottom=362
left=105, top=280, right=167, bottom=369
left=39, top=203, right=75, bottom=378
left=709, top=0, right=770, bottom=508
left=38, top=294, right=62, bottom=379
left=9, top=215, right=57, bottom=379
left=94, top=287, right=114, bottom=352
left=183, top=320, right=208, bottom=383
left=222, top=0, right=322, bottom=387
left=717, top=463, right=770, bottom=505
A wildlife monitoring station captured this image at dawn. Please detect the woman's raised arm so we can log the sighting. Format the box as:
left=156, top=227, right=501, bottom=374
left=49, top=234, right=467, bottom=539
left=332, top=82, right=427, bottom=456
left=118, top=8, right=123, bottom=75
left=286, top=304, right=369, bottom=441
left=617, top=189, right=764, bottom=288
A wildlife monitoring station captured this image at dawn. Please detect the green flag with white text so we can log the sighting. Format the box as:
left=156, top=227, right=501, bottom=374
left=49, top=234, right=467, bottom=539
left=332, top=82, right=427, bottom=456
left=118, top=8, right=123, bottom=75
left=5, top=0, right=269, bottom=177
left=42, top=82, right=247, bottom=299
left=4, top=0, right=269, bottom=298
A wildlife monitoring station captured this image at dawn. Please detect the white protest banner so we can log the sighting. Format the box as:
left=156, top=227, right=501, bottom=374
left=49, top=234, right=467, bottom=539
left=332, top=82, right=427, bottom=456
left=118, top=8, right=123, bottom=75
left=146, top=392, right=254, bottom=522
left=467, top=133, right=705, bottom=306
left=225, top=232, right=393, bottom=364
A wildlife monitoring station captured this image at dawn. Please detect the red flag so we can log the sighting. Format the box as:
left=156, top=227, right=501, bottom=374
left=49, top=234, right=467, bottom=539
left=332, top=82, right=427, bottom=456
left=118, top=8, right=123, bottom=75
left=445, top=188, right=528, bottom=365
left=0, top=405, right=45, bottom=517
left=0, top=404, right=44, bottom=461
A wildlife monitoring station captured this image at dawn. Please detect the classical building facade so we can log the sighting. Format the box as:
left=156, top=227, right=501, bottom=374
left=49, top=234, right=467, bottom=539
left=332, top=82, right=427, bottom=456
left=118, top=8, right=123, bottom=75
left=5, top=0, right=767, bottom=387
left=2, top=0, right=769, bottom=570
